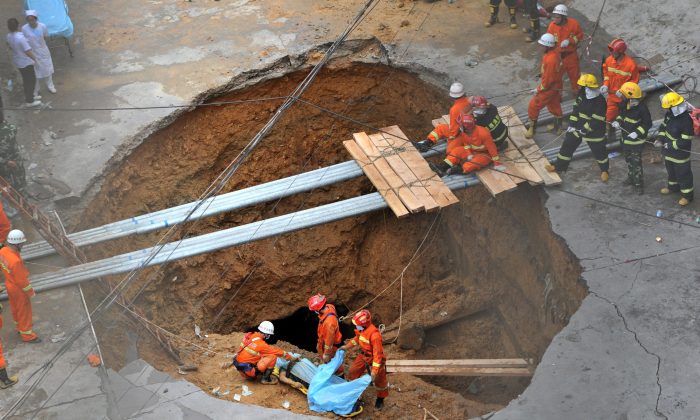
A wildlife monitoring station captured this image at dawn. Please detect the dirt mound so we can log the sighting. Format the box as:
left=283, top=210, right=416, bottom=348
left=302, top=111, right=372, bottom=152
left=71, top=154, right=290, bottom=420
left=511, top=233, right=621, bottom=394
left=80, top=62, right=586, bottom=418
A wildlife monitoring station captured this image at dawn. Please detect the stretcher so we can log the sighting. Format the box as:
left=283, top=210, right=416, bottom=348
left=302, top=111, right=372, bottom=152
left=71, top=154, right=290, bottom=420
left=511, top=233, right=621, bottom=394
left=24, top=0, right=74, bottom=56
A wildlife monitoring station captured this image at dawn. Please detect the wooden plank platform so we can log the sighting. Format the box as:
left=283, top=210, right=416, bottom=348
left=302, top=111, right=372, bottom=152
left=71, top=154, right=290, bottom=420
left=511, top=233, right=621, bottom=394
left=499, top=105, right=562, bottom=186
left=386, top=358, right=533, bottom=377
left=344, top=126, right=459, bottom=217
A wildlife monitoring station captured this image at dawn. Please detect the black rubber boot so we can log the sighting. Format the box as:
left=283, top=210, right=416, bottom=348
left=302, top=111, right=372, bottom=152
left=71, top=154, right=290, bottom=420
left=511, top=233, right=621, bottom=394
left=260, top=368, right=278, bottom=385
left=508, top=8, right=517, bottom=29
left=496, top=139, right=509, bottom=151
left=525, top=19, right=540, bottom=42
left=485, top=6, right=498, bottom=27
left=429, top=161, right=452, bottom=177
left=0, top=368, right=18, bottom=389
left=375, top=397, right=385, bottom=410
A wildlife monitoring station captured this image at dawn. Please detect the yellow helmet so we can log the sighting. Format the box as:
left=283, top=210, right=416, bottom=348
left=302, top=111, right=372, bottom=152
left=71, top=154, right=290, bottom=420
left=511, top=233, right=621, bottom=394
left=661, top=92, right=684, bottom=109
left=577, top=73, right=599, bottom=89
left=618, top=82, right=642, bottom=99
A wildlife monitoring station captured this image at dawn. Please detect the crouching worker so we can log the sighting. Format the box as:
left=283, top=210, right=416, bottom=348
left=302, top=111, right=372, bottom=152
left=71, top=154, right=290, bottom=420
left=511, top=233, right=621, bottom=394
left=232, top=320, right=296, bottom=384
left=339, top=309, right=388, bottom=410
left=471, top=95, right=510, bottom=151
left=418, top=112, right=505, bottom=177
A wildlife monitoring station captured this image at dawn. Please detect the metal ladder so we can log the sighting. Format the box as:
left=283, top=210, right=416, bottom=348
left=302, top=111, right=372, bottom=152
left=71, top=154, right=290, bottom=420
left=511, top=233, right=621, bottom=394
left=0, top=176, right=184, bottom=364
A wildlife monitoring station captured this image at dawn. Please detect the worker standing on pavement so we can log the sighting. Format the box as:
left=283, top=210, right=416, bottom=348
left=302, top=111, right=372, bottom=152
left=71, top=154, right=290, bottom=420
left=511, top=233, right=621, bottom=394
left=471, top=96, right=509, bottom=151
left=656, top=92, right=695, bottom=206
left=484, top=0, right=518, bottom=29
left=308, top=294, right=344, bottom=374
left=601, top=38, right=640, bottom=143
left=525, top=33, right=564, bottom=139
left=232, top=320, right=296, bottom=384
left=547, top=5, right=583, bottom=95
left=340, top=309, right=388, bottom=410
left=523, top=0, right=541, bottom=42
left=545, top=74, right=609, bottom=181
left=0, top=303, right=19, bottom=389
left=0, top=230, right=39, bottom=343
left=611, top=82, right=652, bottom=194
left=0, top=200, right=10, bottom=244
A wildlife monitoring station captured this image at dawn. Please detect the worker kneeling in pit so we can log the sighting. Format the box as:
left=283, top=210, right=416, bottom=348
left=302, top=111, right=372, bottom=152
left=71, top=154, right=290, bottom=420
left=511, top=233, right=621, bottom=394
left=232, top=320, right=297, bottom=385
left=415, top=112, right=505, bottom=177
left=339, top=309, right=388, bottom=410
left=471, top=96, right=510, bottom=152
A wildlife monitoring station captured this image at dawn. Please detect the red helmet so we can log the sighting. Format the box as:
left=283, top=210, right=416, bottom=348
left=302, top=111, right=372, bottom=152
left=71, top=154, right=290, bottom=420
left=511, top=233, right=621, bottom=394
left=470, top=96, right=488, bottom=109
left=458, top=112, right=476, bottom=131
left=608, top=38, right=627, bottom=54
left=307, top=294, right=327, bottom=311
left=352, top=309, right=372, bottom=328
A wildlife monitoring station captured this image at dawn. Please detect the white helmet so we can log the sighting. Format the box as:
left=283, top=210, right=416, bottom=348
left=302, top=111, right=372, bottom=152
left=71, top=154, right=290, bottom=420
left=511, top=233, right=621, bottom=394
left=538, top=33, right=557, bottom=48
left=553, top=4, right=568, bottom=16
left=449, top=82, right=465, bottom=98
left=258, top=321, right=274, bottom=335
left=7, top=229, right=26, bottom=245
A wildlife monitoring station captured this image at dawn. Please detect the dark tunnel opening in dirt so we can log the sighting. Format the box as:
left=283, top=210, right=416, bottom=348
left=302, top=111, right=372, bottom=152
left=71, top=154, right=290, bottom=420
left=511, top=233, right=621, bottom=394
left=80, top=60, right=587, bottom=418
left=268, top=305, right=354, bottom=352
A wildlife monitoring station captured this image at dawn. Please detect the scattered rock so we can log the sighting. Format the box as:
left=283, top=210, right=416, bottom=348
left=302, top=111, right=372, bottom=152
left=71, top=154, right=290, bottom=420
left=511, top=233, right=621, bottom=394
left=400, top=20, right=410, bottom=27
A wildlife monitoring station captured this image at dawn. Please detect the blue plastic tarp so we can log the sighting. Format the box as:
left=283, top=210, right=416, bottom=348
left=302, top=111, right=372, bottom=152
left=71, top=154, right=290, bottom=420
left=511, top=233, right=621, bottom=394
left=308, top=350, right=371, bottom=415
left=24, top=0, right=74, bottom=39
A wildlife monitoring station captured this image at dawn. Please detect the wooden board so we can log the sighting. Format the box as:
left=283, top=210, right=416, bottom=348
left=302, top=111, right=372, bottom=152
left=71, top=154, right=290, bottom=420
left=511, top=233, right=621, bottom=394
left=387, top=359, right=533, bottom=368
left=352, top=132, right=425, bottom=213
left=386, top=366, right=533, bottom=377
left=499, top=105, right=562, bottom=186
left=501, top=141, right=544, bottom=185
left=343, top=140, right=410, bottom=218
left=476, top=166, right=519, bottom=196
left=432, top=114, right=449, bottom=128
left=367, top=133, right=441, bottom=212
left=380, top=126, right=459, bottom=207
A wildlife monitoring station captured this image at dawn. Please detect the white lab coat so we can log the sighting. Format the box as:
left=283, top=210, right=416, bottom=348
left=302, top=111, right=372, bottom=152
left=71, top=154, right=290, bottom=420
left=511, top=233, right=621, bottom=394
left=21, top=22, right=54, bottom=79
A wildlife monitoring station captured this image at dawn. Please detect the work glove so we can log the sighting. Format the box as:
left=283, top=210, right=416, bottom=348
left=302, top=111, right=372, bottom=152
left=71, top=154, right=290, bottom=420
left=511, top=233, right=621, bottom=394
left=566, top=126, right=577, bottom=133
left=611, top=121, right=620, bottom=130
left=466, top=155, right=474, bottom=162
left=493, top=162, right=506, bottom=172
left=560, top=39, right=570, bottom=48
left=627, top=132, right=638, bottom=140
left=27, top=288, right=36, bottom=298
left=531, top=88, right=538, bottom=94
left=599, top=85, right=609, bottom=95
left=653, top=139, right=664, bottom=148
left=413, top=140, right=433, bottom=153
left=322, top=354, right=331, bottom=364
left=370, top=371, right=377, bottom=385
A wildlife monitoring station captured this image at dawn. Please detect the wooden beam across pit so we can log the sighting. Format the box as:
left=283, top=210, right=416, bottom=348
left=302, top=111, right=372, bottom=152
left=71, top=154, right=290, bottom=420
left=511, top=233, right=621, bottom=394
left=386, top=358, right=534, bottom=377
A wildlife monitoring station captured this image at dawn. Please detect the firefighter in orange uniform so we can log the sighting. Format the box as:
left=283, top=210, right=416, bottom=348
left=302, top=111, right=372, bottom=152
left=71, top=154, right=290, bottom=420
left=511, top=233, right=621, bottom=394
left=547, top=4, right=583, bottom=94
left=526, top=33, right=564, bottom=138
left=340, top=309, right=388, bottom=410
left=232, top=320, right=296, bottom=384
left=601, top=38, right=639, bottom=142
left=0, top=229, right=39, bottom=343
left=0, top=303, right=19, bottom=389
left=414, top=82, right=471, bottom=154
left=424, top=113, right=506, bottom=177
left=0, top=200, right=9, bottom=243
left=308, top=294, right=344, bottom=374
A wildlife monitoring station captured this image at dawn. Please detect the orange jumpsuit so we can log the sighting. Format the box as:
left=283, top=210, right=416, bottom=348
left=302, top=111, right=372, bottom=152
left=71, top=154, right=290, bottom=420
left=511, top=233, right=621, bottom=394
left=528, top=49, right=564, bottom=121
left=603, top=54, right=639, bottom=121
left=547, top=17, right=584, bottom=94
left=448, top=96, right=472, bottom=140
left=0, top=201, right=10, bottom=244
left=427, top=124, right=500, bottom=173
left=234, top=331, right=292, bottom=378
left=317, top=304, right=343, bottom=359
left=0, top=246, right=37, bottom=342
left=346, top=323, right=388, bottom=399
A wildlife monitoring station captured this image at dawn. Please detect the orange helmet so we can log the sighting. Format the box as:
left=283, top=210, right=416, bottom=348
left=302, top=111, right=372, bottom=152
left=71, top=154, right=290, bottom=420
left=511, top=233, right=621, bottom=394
left=608, top=38, right=627, bottom=54
left=471, top=96, right=488, bottom=109
left=307, top=294, right=327, bottom=311
left=457, top=112, right=476, bottom=131
left=352, top=309, right=372, bottom=328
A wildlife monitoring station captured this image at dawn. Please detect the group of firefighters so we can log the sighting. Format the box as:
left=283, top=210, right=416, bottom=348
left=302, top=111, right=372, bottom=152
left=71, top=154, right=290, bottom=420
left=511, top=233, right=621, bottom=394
left=232, top=294, right=386, bottom=415
left=414, top=3, right=694, bottom=206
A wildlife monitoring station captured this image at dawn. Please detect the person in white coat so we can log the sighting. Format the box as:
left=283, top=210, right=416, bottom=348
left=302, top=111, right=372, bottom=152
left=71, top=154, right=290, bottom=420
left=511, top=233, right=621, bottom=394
left=21, top=10, right=55, bottom=96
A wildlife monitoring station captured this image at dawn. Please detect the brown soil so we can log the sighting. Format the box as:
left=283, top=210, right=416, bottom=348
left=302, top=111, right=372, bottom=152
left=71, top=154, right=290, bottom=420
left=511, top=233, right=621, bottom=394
left=80, top=62, right=586, bottom=418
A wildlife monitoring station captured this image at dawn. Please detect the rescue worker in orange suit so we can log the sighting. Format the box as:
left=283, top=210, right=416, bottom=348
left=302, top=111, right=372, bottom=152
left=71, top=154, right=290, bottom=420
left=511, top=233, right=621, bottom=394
left=413, top=82, right=471, bottom=154
left=0, top=229, right=40, bottom=343
left=232, top=320, right=296, bottom=384
left=547, top=4, right=583, bottom=95
left=526, top=33, right=564, bottom=139
left=340, top=309, right=388, bottom=410
left=484, top=0, right=518, bottom=29
left=0, top=303, right=19, bottom=389
left=424, top=113, right=506, bottom=177
left=0, top=200, right=10, bottom=244
left=471, top=96, right=509, bottom=151
left=545, top=74, right=609, bottom=182
left=308, top=294, right=344, bottom=375
left=601, top=38, right=639, bottom=143
left=656, top=92, right=695, bottom=206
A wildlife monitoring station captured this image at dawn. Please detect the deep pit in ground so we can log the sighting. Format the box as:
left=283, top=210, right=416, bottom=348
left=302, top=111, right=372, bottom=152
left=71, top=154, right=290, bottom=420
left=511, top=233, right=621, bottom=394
left=80, top=62, right=586, bottom=418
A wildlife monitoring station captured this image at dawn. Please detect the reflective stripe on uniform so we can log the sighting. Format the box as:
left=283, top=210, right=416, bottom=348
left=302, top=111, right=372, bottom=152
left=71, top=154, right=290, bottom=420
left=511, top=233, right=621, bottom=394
left=324, top=344, right=333, bottom=349
left=681, top=187, right=695, bottom=193
left=681, top=134, right=693, bottom=140
left=607, top=67, right=632, bottom=77
left=22, top=284, right=33, bottom=292
left=557, top=153, right=572, bottom=161
left=578, top=113, right=591, bottom=120
left=372, top=362, right=381, bottom=368
left=244, top=347, right=260, bottom=357
left=359, top=335, right=370, bottom=344
left=623, top=139, right=645, bottom=145
left=444, top=159, right=454, bottom=167
left=471, top=145, right=486, bottom=150
left=623, top=117, right=640, bottom=124
left=350, top=339, right=358, bottom=346
left=596, top=158, right=609, bottom=164
left=19, top=329, right=34, bottom=335
left=492, top=156, right=500, bottom=161
left=665, top=155, right=690, bottom=164
left=668, top=181, right=679, bottom=185
left=591, top=113, right=606, bottom=122
left=584, top=136, right=606, bottom=142
left=637, top=127, right=646, bottom=135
